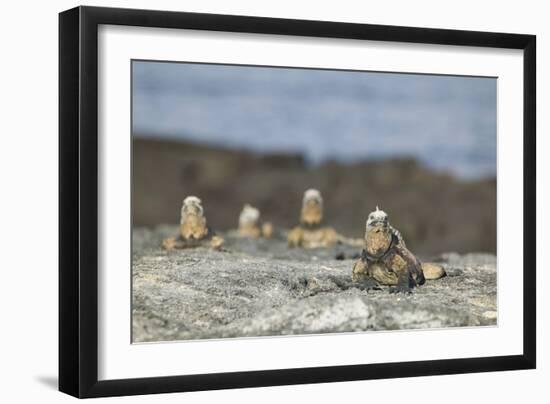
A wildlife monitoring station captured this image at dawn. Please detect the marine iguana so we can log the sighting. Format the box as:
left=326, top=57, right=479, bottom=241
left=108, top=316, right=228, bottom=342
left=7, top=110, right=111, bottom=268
left=237, top=204, right=273, bottom=238
left=287, top=189, right=339, bottom=248
left=162, top=196, right=224, bottom=250
left=352, top=207, right=445, bottom=293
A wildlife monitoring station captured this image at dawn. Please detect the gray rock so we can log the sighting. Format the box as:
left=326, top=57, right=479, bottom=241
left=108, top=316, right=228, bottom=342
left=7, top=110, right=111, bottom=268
left=132, top=226, right=497, bottom=342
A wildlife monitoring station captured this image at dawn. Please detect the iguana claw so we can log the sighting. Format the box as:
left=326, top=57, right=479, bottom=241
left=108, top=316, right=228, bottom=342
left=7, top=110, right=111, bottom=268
left=358, top=277, right=381, bottom=292
left=389, top=285, right=412, bottom=294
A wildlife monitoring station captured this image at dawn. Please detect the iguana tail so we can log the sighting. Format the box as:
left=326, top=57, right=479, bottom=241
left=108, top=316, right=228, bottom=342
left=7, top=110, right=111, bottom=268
left=421, top=262, right=447, bottom=280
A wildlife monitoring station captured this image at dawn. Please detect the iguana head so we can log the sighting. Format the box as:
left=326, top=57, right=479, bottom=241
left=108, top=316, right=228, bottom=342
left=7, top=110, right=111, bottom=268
left=365, top=206, right=392, bottom=255
left=300, top=188, right=323, bottom=226
left=180, top=196, right=204, bottom=224
left=239, top=204, right=260, bottom=229
left=366, top=206, right=389, bottom=231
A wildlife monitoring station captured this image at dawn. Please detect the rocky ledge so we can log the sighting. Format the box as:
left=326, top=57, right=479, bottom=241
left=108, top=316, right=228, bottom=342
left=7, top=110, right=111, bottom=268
left=132, top=226, right=497, bottom=343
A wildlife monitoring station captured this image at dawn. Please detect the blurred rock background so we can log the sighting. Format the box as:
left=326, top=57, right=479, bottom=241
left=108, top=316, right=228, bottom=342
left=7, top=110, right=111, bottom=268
left=132, top=138, right=496, bottom=255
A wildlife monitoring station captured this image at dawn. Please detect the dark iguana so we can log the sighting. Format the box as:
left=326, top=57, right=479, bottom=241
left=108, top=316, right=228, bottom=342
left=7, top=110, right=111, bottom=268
left=352, top=207, right=445, bottom=293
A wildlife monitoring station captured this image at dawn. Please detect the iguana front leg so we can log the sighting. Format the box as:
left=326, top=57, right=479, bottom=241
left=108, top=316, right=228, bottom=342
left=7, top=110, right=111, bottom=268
left=358, top=277, right=381, bottom=292
left=352, top=253, right=369, bottom=283
left=287, top=227, right=304, bottom=248
left=389, top=271, right=414, bottom=294
left=352, top=252, right=381, bottom=292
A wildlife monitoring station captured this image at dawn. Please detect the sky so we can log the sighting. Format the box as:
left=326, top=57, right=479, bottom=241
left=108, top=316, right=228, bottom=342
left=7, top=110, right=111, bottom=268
left=132, top=60, right=497, bottom=179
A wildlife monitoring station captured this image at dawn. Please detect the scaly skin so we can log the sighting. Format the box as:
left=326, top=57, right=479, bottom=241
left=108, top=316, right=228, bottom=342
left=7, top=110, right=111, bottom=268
left=238, top=225, right=261, bottom=238
left=237, top=204, right=273, bottom=239
left=287, top=189, right=341, bottom=248
left=352, top=226, right=424, bottom=292
left=300, top=200, right=323, bottom=226
left=162, top=196, right=224, bottom=250
left=352, top=207, right=444, bottom=293
left=180, top=214, right=208, bottom=240
left=288, top=225, right=339, bottom=248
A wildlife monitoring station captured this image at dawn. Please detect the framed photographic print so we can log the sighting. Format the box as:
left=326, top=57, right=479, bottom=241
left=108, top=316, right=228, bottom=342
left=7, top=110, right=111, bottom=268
left=59, top=6, right=536, bottom=398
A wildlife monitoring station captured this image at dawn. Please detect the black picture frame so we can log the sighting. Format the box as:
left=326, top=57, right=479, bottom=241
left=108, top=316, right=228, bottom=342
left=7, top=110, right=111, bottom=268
left=59, top=5, right=536, bottom=398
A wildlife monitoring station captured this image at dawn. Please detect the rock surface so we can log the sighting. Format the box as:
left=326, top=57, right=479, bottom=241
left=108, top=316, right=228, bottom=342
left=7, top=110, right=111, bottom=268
left=132, top=226, right=497, bottom=343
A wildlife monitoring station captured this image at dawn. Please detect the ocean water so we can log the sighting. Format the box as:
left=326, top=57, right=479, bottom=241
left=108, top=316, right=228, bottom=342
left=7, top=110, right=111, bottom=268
left=132, top=61, right=497, bottom=179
